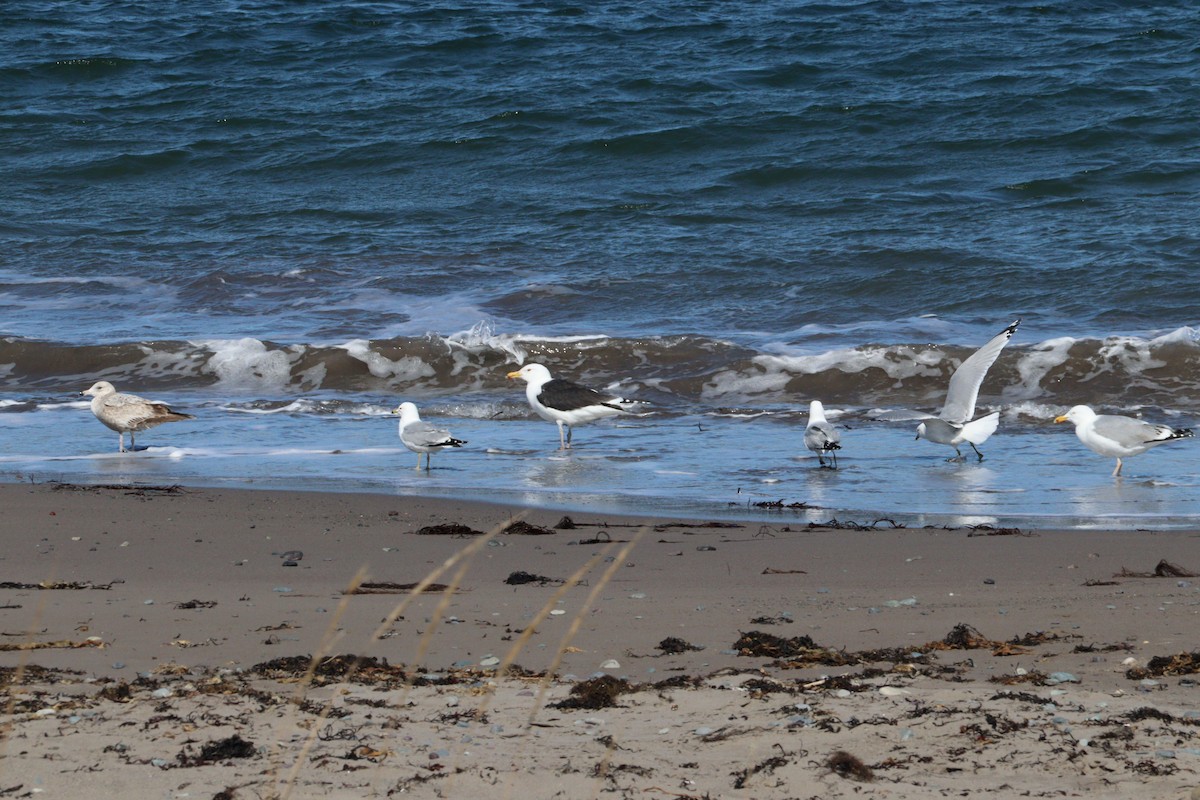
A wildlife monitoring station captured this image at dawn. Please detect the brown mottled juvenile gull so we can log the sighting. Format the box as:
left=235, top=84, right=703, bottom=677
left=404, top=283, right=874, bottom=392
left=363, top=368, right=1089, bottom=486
left=81, top=381, right=195, bottom=452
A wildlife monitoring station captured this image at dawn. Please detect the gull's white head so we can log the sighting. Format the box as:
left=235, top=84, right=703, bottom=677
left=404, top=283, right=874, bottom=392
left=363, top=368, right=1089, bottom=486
left=392, top=401, right=420, bottom=424
left=1054, top=405, right=1095, bottom=426
left=808, top=400, right=826, bottom=423
left=915, top=421, right=927, bottom=441
left=82, top=381, right=116, bottom=398
left=506, top=363, right=552, bottom=386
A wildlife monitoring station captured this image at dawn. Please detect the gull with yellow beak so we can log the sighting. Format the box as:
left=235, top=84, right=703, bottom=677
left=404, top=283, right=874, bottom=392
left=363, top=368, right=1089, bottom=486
left=1054, top=405, right=1192, bottom=477
left=506, top=363, right=636, bottom=449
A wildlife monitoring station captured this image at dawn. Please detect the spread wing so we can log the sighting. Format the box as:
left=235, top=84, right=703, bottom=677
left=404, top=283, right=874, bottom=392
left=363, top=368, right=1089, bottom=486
left=940, top=319, right=1019, bottom=424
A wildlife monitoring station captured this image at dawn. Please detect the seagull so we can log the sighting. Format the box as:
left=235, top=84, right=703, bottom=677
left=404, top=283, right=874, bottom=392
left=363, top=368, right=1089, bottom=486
left=506, top=363, right=635, bottom=449
left=81, top=381, right=195, bottom=452
left=393, top=402, right=466, bottom=471
left=804, top=400, right=841, bottom=468
left=915, top=319, right=1020, bottom=462
left=1054, top=405, right=1193, bottom=477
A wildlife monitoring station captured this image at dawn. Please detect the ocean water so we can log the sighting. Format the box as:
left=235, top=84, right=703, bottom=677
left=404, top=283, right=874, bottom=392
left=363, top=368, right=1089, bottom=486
left=3, top=1, right=1200, bottom=527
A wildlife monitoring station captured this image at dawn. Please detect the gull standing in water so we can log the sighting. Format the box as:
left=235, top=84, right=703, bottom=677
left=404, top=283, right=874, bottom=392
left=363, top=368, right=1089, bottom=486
left=1054, top=405, right=1192, bottom=477
left=915, top=319, right=1020, bottom=462
left=804, top=400, right=841, bottom=468
left=81, top=381, right=195, bottom=452
left=506, top=363, right=636, bottom=449
left=393, top=402, right=466, bottom=471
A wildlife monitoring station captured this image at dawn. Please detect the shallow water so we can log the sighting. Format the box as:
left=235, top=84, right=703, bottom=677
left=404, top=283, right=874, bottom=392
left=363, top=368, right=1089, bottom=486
left=4, top=395, right=1198, bottom=529
left=3, top=2, right=1199, bottom=526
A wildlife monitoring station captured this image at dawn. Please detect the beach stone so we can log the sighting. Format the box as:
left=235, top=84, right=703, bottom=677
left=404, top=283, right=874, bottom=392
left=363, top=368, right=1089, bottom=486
left=479, top=656, right=500, bottom=668
left=600, top=659, right=620, bottom=669
left=1046, top=672, right=1079, bottom=685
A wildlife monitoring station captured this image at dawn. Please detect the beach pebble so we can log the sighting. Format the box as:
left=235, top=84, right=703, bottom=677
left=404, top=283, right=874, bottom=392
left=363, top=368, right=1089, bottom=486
left=1046, top=672, right=1079, bottom=685
left=479, top=656, right=500, bottom=668
left=629, top=592, right=646, bottom=599
left=983, top=578, right=995, bottom=585
left=878, top=686, right=910, bottom=696
left=273, top=586, right=292, bottom=593
left=835, top=689, right=852, bottom=698
left=1015, top=667, right=1028, bottom=676
left=693, top=726, right=714, bottom=736
left=143, top=599, right=154, bottom=605
left=152, top=688, right=173, bottom=699
left=600, top=659, right=620, bottom=670
left=550, top=609, right=566, bottom=616
left=445, top=696, right=459, bottom=708
left=900, top=728, right=915, bottom=741
left=696, top=545, right=716, bottom=552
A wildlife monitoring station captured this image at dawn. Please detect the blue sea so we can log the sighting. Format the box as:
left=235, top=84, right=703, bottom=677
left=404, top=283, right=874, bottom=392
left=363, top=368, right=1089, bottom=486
left=3, top=1, right=1200, bottom=527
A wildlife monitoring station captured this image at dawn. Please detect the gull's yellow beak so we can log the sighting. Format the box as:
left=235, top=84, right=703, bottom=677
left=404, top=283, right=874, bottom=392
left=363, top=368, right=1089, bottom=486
left=506, top=370, right=521, bottom=379
left=1053, top=414, right=1069, bottom=423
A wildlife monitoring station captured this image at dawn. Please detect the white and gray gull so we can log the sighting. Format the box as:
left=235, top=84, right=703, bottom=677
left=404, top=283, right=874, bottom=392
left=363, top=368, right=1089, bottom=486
left=506, top=363, right=636, bottom=449
left=804, top=399, right=841, bottom=468
left=393, top=401, right=466, bottom=471
left=915, top=319, right=1020, bottom=462
left=1054, top=404, right=1192, bottom=477
left=81, top=381, right=195, bottom=452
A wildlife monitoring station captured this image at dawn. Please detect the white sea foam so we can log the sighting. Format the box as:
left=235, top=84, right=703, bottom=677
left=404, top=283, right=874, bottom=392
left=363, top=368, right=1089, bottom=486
left=1008, top=337, right=1075, bottom=400
left=701, top=345, right=943, bottom=400
left=339, top=339, right=436, bottom=382
left=195, top=338, right=299, bottom=390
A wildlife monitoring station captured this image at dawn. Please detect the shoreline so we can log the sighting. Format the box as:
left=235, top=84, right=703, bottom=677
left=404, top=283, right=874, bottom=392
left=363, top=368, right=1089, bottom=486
left=1, top=482, right=1197, bottom=797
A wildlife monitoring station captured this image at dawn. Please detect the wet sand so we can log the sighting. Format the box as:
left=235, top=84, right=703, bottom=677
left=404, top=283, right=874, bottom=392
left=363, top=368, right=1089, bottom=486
left=1, top=482, right=1198, bottom=798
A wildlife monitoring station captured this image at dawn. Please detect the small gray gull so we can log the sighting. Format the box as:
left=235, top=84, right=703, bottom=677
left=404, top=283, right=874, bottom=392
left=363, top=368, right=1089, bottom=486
left=1054, top=405, right=1192, bottom=476
left=804, top=400, right=841, bottom=468
left=393, top=401, right=466, bottom=471
left=915, top=319, right=1019, bottom=461
left=506, top=363, right=635, bottom=449
left=81, top=381, right=194, bottom=452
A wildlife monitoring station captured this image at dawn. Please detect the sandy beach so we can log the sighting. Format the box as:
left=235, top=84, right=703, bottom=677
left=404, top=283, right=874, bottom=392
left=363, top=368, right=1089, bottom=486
left=1, top=481, right=1198, bottom=798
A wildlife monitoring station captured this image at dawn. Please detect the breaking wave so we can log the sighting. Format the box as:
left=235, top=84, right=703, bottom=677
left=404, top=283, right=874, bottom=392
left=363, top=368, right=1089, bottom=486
left=5, top=323, right=1200, bottom=416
